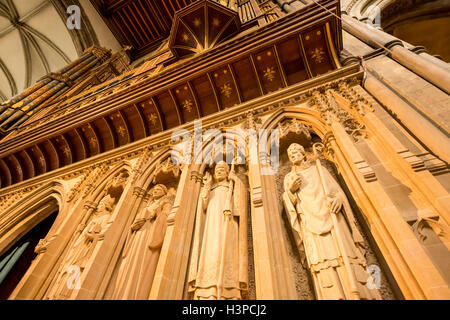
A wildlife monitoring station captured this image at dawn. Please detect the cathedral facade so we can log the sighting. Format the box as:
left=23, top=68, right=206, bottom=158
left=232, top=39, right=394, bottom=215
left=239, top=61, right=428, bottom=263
left=0, top=0, right=448, bottom=300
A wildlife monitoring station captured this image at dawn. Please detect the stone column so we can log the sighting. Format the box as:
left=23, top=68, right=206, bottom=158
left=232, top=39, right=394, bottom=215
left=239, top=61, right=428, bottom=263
left=342, top=15, right=450, bottom=94
left=149, top=164, right=201, bottom=299
left=326, top=131, right=450, bottom=299
left=91, top=185, right=147, bottom=299
left=363, top=73, right=450, bottom=164
left=247, top=156, right=298, bottom=299
left=73, top=179, right=134, bottom=300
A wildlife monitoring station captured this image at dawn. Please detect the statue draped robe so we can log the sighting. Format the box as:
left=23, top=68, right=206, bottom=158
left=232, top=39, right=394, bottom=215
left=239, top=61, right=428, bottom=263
left=283, top=163, right=380, bottom=300
left=46, top=198, right=113, bottom=299
left=188, top=176, right=248, bottom=300
left=112, top=195, right=173, bottom=299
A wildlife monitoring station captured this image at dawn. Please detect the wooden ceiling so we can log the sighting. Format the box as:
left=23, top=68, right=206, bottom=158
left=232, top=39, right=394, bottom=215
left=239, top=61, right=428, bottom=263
left=89, top=0, right=200, bottom=60
left=168, top=0, right=241, bottom=58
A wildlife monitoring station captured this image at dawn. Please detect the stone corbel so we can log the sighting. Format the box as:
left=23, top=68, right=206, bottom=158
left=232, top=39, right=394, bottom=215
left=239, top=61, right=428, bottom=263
left=34, top=238, right=50, bottom=255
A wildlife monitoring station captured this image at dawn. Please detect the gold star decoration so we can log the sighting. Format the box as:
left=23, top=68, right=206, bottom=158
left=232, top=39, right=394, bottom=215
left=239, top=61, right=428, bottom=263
left=212, top=18, right=220, bottom=27
left=263, top=67, right=276, bottom=82
left=182, top=33, right=190, bottom=41
left=63, top=147, right=71, bottom=158
left=194, top=18, right=201, bottom=27
left=182, top=99, right=193, bottom=113
left=310, top=47, right=326, bottom=63
left=220, top=83, right=233, bottom=98
left=117, top=126, right=126, bottom=137
left=148, top=113, right=158, bottom=125
left=89, top=137, right=97, bottom=146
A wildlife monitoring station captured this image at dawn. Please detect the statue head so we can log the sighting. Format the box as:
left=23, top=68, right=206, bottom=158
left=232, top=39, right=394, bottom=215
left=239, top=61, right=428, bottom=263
left=287, top=143, right=306, bottom=165
left=151, top=184, right=167, bottom=199
left=214, top=161, right=230, bottom=182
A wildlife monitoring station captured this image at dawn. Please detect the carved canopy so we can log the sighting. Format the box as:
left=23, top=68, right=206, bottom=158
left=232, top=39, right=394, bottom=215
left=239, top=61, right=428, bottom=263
left=168, top=0, right=241, bottom=58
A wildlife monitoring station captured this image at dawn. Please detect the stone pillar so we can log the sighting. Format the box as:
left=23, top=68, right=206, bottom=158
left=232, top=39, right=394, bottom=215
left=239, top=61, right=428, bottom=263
left=326, top=131, right=450, bottom=299
left=247, top=158, right=298, bottom=299
left=363, top=73, right=450, bottom=164
left=91, top=185, right=147, bottom=299
left=149, top=164, right=201, bottom=299
left=342, top=15, right=450, bottom=94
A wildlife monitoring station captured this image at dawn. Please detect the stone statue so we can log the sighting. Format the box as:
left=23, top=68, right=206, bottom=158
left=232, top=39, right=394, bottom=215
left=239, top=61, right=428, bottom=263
left=188, top=161, right=248, bottom=300
left=112, top=184, right=175, bottom=299
left=46, top=171, right=128, bottom=299
left=282, top=143, right=380, bottom=300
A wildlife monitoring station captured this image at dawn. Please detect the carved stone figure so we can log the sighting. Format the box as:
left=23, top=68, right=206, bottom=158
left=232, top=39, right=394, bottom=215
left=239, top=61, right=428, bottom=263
left=188, top=161, right=248, bottom=300
left=112, top=184, right=175, bottom=299
left=45, top=171, right=128, bottom=299
left=283, top=143, right=380, bottom=300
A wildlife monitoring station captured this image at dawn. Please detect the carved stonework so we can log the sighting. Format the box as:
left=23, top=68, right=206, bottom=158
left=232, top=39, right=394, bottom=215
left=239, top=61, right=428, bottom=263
left=188, top=161, right=249, bottom=300
left=112, top=183, right=175, bottom=299
left=45, top=171, right=129, bottom=300
left=282, top=143, right=381, bottom=300
left=34, top=238, right=50, bottom=255
left=131, top=147, right=153, bottom=183
left=312, top=89, right=368, bottom=143
left=81, top=163, right=110, bottom=199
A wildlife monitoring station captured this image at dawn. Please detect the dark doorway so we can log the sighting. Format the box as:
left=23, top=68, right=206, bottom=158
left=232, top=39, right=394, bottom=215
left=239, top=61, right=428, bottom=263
left=0, top=211, right=58, bottom=299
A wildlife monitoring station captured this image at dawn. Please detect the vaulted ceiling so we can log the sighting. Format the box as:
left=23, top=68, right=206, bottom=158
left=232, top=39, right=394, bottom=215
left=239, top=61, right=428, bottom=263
left=0, top=0, right=80, bottom=103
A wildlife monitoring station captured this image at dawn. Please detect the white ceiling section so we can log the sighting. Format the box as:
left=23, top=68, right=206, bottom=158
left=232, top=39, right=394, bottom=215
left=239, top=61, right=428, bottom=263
left=0, top=0, right=78, bottom=102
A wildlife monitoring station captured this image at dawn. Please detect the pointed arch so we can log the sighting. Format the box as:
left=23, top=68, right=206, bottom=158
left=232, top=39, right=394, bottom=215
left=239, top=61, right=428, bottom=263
left=84, top=160, right=133, bottom=204
left=0, top=180, right=66, bottom=256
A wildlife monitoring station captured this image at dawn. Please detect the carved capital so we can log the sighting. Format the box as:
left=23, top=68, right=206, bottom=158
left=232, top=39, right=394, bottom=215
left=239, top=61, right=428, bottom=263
left=190, top=171, right=203, bottom=183
left=83, top=200, right=97, bottom=211
left=133, top=186, right=146, bottom=198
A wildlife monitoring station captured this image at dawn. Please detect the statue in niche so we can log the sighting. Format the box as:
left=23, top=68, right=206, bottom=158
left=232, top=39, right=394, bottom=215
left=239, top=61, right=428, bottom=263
left=112, top=183, right=175, bottom=299
left=282, top=143, right=380, bottom=300
left=188, top=161, right=248, bottom=300
left=46, top=171, right=129, bottom=300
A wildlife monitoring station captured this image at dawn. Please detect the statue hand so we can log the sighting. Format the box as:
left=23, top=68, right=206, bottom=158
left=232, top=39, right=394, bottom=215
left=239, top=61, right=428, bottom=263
left=131, top=218, right=145, bottom=231
left=223, top=210, right=232, bottom=220
left=328, top=197, right=343, bottom=214
left=203, top=171, right=213, bottom=187
left=289, top=176, right=302, bottom=193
